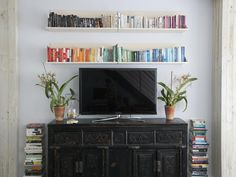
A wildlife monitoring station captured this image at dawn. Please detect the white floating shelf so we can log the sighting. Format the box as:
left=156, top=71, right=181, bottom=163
left=45, top=61, right=188, bottom=65
left=46, top=27, right=118, bottom=33
left=46, top=27, right=188, bottom=33
left=118, top=28, right=187, bottom=33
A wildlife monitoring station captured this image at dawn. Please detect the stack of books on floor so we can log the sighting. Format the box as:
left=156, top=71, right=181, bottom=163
left=189, top=120, right=209, bottom=177
left=24, top=123, right=45, bottom=177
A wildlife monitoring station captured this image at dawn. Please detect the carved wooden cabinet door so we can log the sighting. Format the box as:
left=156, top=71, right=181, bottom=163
left=109, top=148, right=131, bottom=177
left=133, top=149, right=157, bottom=177
left=55, top=149, right=80, bottom=177
left=157, top=149, right=180, bottom=177
left=81, top=148, right=103, bottom=177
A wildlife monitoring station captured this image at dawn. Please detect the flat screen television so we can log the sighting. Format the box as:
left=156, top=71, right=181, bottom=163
left=79, top=68, right=157, bottom=115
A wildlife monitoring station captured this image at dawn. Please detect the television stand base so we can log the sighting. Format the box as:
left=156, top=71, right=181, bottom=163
left=92, top=115, right=144, bottom=123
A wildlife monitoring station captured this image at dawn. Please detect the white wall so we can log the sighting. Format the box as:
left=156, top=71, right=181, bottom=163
left=18, top=0, right=213, bottom=176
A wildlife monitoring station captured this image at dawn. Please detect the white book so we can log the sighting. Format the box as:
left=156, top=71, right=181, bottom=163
left=177, top=47, right=182, bottom=62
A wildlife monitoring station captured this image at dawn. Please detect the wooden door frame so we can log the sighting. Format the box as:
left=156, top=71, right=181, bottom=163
left=0, top=0, right=18, bottom=177
left=213, top=0, right=236, bottom=177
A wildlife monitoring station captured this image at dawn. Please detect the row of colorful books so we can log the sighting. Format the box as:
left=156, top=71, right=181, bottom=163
left=24, top=124, right=45, bottom=177
left=189, top=120, right=209, bottom=177
left=48, top=11, right=187, bottom=29
left=47, top=45, right=186, bottom=63
left=119, top=13, right=187, bottom=29
left=48, top=12, right=102, bottom=28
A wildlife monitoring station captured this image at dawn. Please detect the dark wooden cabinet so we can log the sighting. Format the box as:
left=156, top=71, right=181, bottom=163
left=133, top=149, right=156, bottom=177
left=57, top=149, right=79, bottom=177
left=157, top=149, right=180, bottom=177
left=47, top=118, right=187, bottom=177
left=109, top=148, right=131, bottom=177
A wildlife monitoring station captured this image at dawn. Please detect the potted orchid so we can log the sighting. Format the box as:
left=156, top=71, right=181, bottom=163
left=158, top=73, right=197, bottom=120
left=36, top=66, right=78, bottom=121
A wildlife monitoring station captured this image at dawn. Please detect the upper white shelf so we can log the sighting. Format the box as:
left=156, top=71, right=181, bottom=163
left=47, top=10, right=188, bottom=33
left=45, top=27, right=188, bottom=33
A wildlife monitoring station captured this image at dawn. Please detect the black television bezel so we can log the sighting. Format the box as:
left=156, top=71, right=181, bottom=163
left=79, top=68, right=157, bottom=115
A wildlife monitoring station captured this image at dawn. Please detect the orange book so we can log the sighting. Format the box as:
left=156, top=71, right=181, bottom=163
left=90, top=48, right=95, bottom=62
left=72, top=48, right=77, bottom=62
left=76, top=48, right=80, bottom=62
left=85, top=48, right=90, bottom=62
left=79, top=48, right=85, bottom=62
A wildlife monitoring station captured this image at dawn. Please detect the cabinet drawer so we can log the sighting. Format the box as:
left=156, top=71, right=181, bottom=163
left=113, top=132, right=126, bottom=144
left=54, top=132, right=82, bottom=145
left=128, top=132, right=154, bottom=144
left=84, top=131, right=111, bottom=145
left=156, top=131, right=182, bottom=144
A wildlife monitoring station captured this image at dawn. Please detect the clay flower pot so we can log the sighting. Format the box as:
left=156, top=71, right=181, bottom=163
left=53, top=106, right=65, bottom=121
left=165, top=105, right=175, bottom=121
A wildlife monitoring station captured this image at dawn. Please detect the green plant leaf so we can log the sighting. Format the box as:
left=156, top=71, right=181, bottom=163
left=45, top=82, right=52, bottom=98
left=178, top=90, right=187, bottom=96
left=175, top=96, right=188, bottom=112
left=35, top=83, right=45, bottom=88
left=69, top=88, right=75, bottom=96
left=160, top=89, right=167, bottom=102
left=158, top=82, right=174, bottom=95
left=157, top=96, right=166, bottom=102
left=177, top=77, right=197, bottom=92
left=51, top=81, right=59, bottom=92
left=182, top=97, right=188, bottom=112
left=50, top=99, right=54, bottom=112
left=58, top=74, right=78, bottom=97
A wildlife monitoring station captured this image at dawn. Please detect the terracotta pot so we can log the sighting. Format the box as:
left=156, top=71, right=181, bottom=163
left=165, top=105, right=175, bottom=121
left=53, top=106, right=65, bottom=121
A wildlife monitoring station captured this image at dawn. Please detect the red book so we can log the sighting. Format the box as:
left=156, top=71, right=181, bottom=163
left=58, top=48, right=63, bottom=62
left=62, top=48, right=67, bottom=62
left=192, top=136, right=206, bottom=141
left=47, top=47, right=52, bottom=62
left=66, top=48, right=70, bottom=62
left=52, top=48, right=57, bottom=62
left=55, top=48, right=59, bottom=62
left=164, top=16, right=168, bottom=28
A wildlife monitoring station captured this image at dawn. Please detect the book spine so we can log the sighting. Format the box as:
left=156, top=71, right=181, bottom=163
left=47, top=47, right=52, bottom=62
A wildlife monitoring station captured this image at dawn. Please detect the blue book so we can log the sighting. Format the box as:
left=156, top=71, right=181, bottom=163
left=146, top=50, right=150, bottom=62
left=160, top=49, right=164, bottom=62
left=166, top=48, right=169, bottom=62
left=174, top=47, right=178, bottom=62
left=181, top=46, right=185, bottom=62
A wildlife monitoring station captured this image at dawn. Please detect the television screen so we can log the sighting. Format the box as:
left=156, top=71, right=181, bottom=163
left=79, top=68, right=157, bottom=115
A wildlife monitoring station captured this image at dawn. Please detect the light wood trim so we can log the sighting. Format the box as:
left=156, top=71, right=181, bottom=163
left=212, top=0, right=222, bottom=177
left=0, top=0, right=18, bottom=177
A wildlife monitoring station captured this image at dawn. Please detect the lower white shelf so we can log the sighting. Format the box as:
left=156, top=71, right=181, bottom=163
left=45, top=61, right=188, bottom=65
